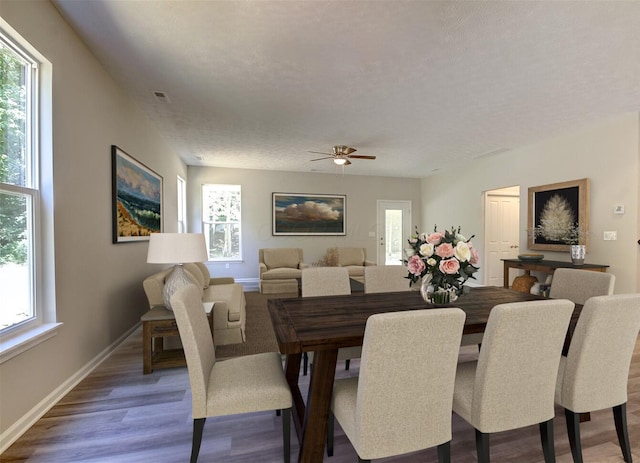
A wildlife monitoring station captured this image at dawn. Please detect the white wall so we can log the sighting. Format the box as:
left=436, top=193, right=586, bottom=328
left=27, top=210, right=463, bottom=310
left=0, top=1, right=185, bottom=441
left=187, top=167, right=422, bottom=280
left=421, top=113, right=640, bottom=293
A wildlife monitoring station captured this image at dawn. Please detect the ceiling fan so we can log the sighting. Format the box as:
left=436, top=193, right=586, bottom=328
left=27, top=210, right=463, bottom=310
left=308, top=145, right=376, bottom=166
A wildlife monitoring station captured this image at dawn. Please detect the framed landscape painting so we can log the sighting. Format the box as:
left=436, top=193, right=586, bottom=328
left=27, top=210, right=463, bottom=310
left=112, top=145, right=163, bottom=243
left=273, top=193, right=346, bottom=235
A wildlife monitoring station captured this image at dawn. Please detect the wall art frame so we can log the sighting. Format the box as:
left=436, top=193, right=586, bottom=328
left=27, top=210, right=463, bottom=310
left=272, top=192, right=346, bottom=236
left=112, top=145, right=163, bottom=243
left=527, top=178, right=589, bottom=252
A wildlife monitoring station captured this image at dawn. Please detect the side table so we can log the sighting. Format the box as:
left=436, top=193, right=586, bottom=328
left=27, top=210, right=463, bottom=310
left=141, top=302, right=214, bottom=374
left=502, top=259, right=609, bottom=289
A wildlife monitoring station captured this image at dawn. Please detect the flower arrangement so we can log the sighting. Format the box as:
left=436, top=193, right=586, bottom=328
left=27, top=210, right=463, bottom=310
left=405, top=225, right=480, bottom=298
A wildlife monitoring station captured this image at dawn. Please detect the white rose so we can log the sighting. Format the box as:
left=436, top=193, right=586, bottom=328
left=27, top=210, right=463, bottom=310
left=405, top=248, right=415, bottom=257
left=426, top=257, right=437, bottom=267
left=455, top=233, right=467, bottom=243
left=454, top=241, right=471, bottom=262
left=419, top=243, right=434, bottom=257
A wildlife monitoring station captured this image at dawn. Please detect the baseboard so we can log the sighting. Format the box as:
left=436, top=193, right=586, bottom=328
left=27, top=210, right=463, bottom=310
left=236, top=277, right=259, bottom=292
left=0, top=322, right=140, bottom=454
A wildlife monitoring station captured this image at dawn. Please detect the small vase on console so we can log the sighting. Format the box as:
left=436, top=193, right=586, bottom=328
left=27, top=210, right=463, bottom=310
left=570, top=244, right=586, bottom=265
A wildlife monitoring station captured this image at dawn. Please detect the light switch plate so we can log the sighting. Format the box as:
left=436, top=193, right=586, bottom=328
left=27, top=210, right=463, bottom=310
left=603, top=231, right=617, bottom=241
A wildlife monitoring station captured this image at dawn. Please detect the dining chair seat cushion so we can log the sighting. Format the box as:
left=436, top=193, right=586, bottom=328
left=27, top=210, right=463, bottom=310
left=204, top=352, right=292, bottom=417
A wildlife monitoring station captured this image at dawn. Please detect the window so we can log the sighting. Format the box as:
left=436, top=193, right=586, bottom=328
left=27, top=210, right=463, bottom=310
left=177, top=175, right=186, bottom=233
left=202, top=184, right=241, bottom=261
left=0, top=20, right=56, bottom=359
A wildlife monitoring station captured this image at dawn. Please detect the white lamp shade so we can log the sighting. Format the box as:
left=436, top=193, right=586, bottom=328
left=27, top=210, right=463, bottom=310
left=147, top=233, right=208, bottom=264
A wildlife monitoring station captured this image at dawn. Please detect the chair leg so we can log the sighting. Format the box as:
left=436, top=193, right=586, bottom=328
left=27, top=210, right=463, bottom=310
left=303, top=352, right=308, bottom=376
left=282, top=408, right=291, bottom=463
left=191, top=418, right=206, bottom=463
left=565, top=409, right=583, bottom=463
left=358, top=458, right=371, bottom=463
left=437, top=441, right=451, bottom=463
left=345, top=359, right=350, bottom=370
left=475, top=429, right=490, bottom=463
left=539, top=418, right=556, bottom=463
left=614, top=403, right=633, bottom=463
left=326, top=410, right=334, bottom=457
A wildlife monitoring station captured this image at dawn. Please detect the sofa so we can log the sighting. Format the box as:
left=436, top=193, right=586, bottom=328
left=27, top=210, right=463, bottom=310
left=331, top=247, right=377, bottom=283
left=259, top=248, right=308, bottom=294
left=143, top=262, right=246, bottom=346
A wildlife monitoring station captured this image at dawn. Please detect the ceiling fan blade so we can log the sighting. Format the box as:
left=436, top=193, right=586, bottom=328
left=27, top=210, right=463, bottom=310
left=310, top=156, right=332, bottom=161
left=344, top=159, right=352, bottom=165
left=348, top=155, right=376, bottom=160
left=308, top=151, right=333, bottom=156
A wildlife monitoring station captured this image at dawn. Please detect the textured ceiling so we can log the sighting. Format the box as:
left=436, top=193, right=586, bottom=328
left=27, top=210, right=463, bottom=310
left=53, top=0, right=640, bottom=178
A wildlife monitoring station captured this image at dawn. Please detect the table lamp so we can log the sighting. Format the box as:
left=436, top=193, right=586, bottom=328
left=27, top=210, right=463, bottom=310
left=147, top=233, right=208, bottom=310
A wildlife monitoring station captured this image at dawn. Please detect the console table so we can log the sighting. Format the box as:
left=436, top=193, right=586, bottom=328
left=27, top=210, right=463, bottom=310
left=502, top=259, right=609, bottom=289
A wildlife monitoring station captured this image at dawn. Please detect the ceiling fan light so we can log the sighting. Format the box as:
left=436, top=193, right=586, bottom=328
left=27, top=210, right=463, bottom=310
left=334, top=158, right=347, bottom=165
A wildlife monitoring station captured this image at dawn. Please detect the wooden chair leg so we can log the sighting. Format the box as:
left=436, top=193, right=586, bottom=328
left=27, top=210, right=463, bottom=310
left=190, top=418, right=206, bottom=463
left=326, top=410, right=334, bottom=457
left=282, top=408, right=291, bottom=463
left=539, top=418, right=556, bottom=463
left=437, top=441, right=451, bottom=463
left=565, top=409, right=583, bottom=463
left=613, top=403, right=633, bottom=463
left=475, top=429, right=490, bottom=463
left=345, top=359, right=350, bottom=370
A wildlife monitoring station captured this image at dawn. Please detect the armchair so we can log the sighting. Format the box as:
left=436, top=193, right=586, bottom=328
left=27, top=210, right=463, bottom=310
left=331, top=247, right=376, bottom=283
left=258, top=248, right=308, bottom=294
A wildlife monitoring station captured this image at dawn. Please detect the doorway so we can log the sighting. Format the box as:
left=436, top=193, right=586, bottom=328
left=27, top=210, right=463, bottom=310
left=377, top=200, right=412, bottom=265
left=484, top=186, right=520, bottom=286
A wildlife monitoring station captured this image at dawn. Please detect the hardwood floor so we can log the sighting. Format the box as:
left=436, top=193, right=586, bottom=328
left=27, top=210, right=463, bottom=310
left=2, top=326, right=640, bottom=462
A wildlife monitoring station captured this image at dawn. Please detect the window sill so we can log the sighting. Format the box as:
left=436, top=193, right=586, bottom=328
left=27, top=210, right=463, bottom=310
left=0, top=322, right=63, bottom=364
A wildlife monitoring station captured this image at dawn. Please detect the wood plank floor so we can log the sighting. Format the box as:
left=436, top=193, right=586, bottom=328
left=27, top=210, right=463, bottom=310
left=2, top=326, right=640, bottom=462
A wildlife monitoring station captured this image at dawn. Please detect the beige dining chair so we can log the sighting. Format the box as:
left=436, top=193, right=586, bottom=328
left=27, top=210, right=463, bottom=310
left=452, top=299, right=574, bottom=463
left=301, top=267, right=361, bottom=375
left=170, top=285, right=293, bottom=463
left=555, top=293, right=640, bottom=463
left=548, top=268, right=615, bottom=304
left=363, top=265, right=409, bottom=293
left=327, top=308, right=466, bottom=462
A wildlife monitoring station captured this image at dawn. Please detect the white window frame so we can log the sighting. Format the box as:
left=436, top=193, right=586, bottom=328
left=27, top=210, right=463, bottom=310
left=177, top=175, right=187, bottom=233
left=202, top=184, right=242, bottom=262
left=0, top=19, right=59, bottom=363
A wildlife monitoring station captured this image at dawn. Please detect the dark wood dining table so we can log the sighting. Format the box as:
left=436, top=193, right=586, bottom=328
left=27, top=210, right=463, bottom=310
left=267, top=286, right=583, bottom=463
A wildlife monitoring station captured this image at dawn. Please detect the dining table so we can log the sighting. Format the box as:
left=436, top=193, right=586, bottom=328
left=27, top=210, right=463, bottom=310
left=267, top=285, right=583, bottom=463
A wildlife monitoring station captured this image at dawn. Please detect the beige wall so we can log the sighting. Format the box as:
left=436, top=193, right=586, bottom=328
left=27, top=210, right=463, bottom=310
left=187, top=167, right=422, bottom=281
left=422, top=113, right=640, bottom=293
left=0, top=1, right=185, bottom=440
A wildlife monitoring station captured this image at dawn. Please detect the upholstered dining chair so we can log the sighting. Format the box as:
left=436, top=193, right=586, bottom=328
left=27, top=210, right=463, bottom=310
left=452, top=299, right=574, bottom=463
left=555, top=293, right=640, bottom=463
left=301, top=267, right=360, bottom=375
left=327, top=308, right=466, bottom=462
left=548, top=268, right=615, bottom=305
left=170, top=285, right=293, bottom=463
left=363, top=265, right=409, bottom=293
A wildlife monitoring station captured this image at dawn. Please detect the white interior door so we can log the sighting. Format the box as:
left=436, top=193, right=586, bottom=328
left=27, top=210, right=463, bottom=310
left=377, top=200, right=411, bottom=265
left=485, top=188, right=520, bottom=286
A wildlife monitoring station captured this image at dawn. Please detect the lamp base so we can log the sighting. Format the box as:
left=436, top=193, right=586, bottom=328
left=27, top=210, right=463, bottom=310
left=163, top=265, right=196, bottom=310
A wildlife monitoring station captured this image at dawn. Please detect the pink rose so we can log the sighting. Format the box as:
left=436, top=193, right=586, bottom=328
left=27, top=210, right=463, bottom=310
left=407, top=255, right=426, bottom=276
left=439, top=258, right=460, bottom=275
left=469, top=244, right=479, bottom=265
left=426, top=232, right=444, bottom=245
left=435, top=242, right=454, bottom=258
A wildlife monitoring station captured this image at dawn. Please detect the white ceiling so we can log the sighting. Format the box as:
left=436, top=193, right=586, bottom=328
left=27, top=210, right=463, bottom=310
left=52, top=0, right=640, bottom=178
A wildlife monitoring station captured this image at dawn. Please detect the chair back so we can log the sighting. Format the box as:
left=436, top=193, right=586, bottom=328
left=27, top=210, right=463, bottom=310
left=364, top=265, right=409, bottom=293
left=353, top=308, right=466, bottom=457
left=301, top=267, right=350, bottom=297
left=472, top=299, right=574, bottom=432
left=548, top=268, right=615, bottom=305
left=558, top=294, right=640, bottom=412
left=170, top=284, right=216, bottom=417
